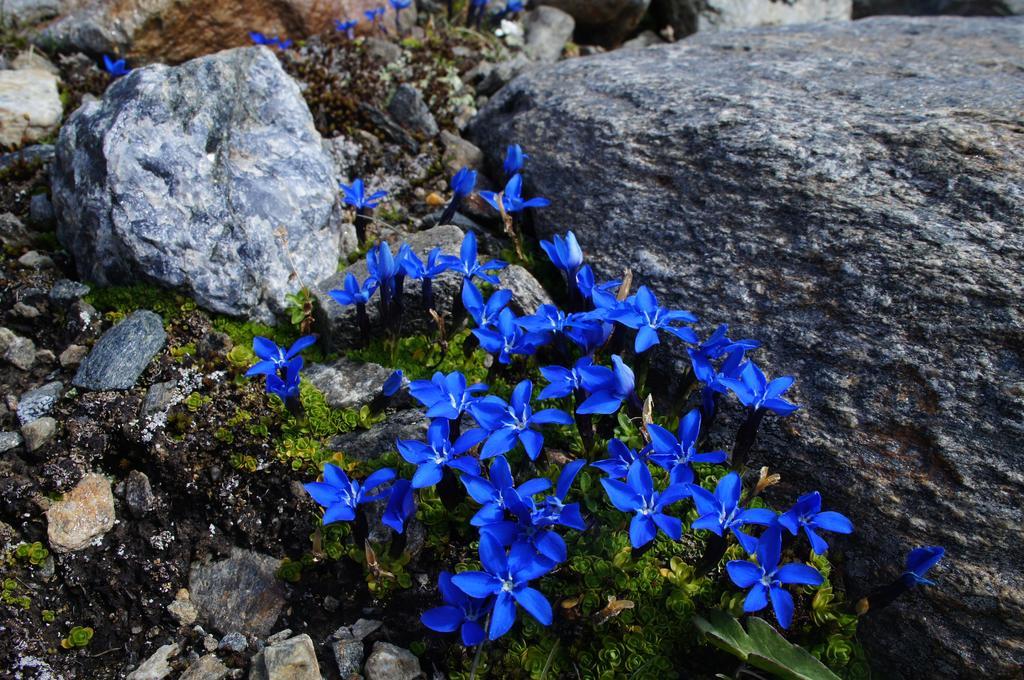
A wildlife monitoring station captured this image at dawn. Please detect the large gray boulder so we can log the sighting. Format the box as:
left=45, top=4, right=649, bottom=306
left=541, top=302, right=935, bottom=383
left=52, top=47, right=341, bottom=324
left=470, top=17, right=1024, bottom=678
left=536, top=0, right=648, bottom=46
left=853, top=0, right=1021, bottom=16
left=651, top=0, right=851, bottom=38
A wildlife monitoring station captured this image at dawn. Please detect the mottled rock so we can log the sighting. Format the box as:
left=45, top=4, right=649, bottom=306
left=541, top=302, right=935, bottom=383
left=189, top=548, right=285, bottom=637
left=364, top=642, right=422, bottom=680
left=1, top=0, right=62, bottom=26
left=21, top=416, right=55, bottom=452
left=468, top=55, right=533, bottom=97
left=73, top=311, right=166, bottom=391
left=259, top=634, right=320, bottom=680
left=470, top=17, right=1024, bottom=678
left=0, top=68, right=62, bottom=148
left=16, top=380, right=62, bottom=425
left=17, top=249, right=53, bottom=269
left=537, top=0, right=650, bottom=45
left=27, top=193, right=55, bottom=229
left=853, top=0, right=1022, bottom=16
left=0, top=142, right=53, bottom=171
left=440, top=131, right=484, bottom=174
left=314, top=225, right=465, bottom=352
left=0, top=212, right=32, bottom=250
left=167, top=588, right=198, bottom=626
left=46, top=472, right=115, bottom=552
left=49, top=279, right=90, bottom=307
left=305, top=358, right=394, bottom=410
left=126, top=470, right=158, bottom=516
left=498, top=264, right=553, bottom=316
left=0, top=431, right=23, bottom=453
left=179, top=654, right=228, bottom=680
left=332, top=637, right=364, bottom=677
left=652, top=0, right=851, bottom=38
left=388, top=84, right=439, bottom=138
left=524, top=6, right=575, bottom=62
left=12, top=50, right=59, bottom=75
left=52, top=47, right=340, bottom=323
left=127, top=643, right=180, bottom=680
left=58, top=344, right=88, bottom=368
left=329, top=409, right=428, bottom=461
left=218, top=631, right=248, bottom=653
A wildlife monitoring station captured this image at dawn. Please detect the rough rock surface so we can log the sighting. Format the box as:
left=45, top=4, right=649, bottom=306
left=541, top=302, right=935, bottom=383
left=305, top=357, right=394, bottom=410
left=127, top=643, right=180, bottom=680
left=651, top=0, right=851, bottom=37
left=16, top=380, right=62, bottom=425
left=179, top=654, right=228, bottom=680
left=853, top=0, right=1022, bottom=16
left=46, top=473, right=116, bottom=552
left=189, top=547, right=286, bottom=637
left=73, top=311, right=166, bottom=391
left=329, top=409, right=428, bottom=461
left=250, top=634, right=320, bottom=680
left=363, top=642, right=422, bottom=680
left=36, top=0, right=385, bottom=62
left=523, top=6, right=576, bottom=62
left=21, top=415, right=56, bottom=452
left=537, top=0, right=651, bottom=45
left=1, top=0, right=62, bottom=26
left=0, top=68, right=62, bottom=148
left=470, top=17, right=1024, bottom=678
left=53, top=47, right=340, bottom=323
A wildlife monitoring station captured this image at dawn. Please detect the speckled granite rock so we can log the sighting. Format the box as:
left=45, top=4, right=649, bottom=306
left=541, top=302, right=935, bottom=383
left=73, top=311, right=166, bottom=391
left=537, top=0, right=650, bottom=45
left=651, top=0, right=850, bottom=38
left=189, top=548, right=285, bottom=637
left=46, top=473, right=116, bottom=552
left=471, top=17, right=1024, bottom=678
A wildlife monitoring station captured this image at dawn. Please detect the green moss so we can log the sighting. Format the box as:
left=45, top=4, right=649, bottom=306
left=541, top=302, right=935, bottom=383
left=85, top=284, right=190, bottom=322
left=348, top=329, right=491, bottom=383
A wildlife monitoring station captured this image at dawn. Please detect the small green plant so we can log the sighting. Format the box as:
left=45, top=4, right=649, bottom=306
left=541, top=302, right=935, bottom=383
left=277, top=557, right=304, bottom=583
left=61, top=626, right=94, bottom=649
left=285, top=287, right=316, bottom=335
left=14, top=541, right=50, bottom=566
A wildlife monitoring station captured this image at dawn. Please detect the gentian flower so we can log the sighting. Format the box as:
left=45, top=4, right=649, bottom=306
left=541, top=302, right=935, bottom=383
left=304, top=464, right=396, bottom=524
left=408, top=370, right=488, bottom=420
left=382, top=369, right=405, bottom=397
left=720, top=361, right=799, bottom=416
left=103, top=55, right=130, bottom=77
left=902, top=546, right=945, bottom=586
left=688, top=472, right=776, bottom=553
left=648, top=408, right=728, bottom=485
left=422, top=571, right=492, bottom=646
left=480, top=490, right=568, bottom=565
left=382, top=479, right=416, bottom=533
left=397, top=419, right=486, bottom=488
left=246, top=335, right=316, bottom=377
left=533, top=459, right=587, bottom=530
left=610, top=286, right=698, bottom=353
left=480, top=174, right=550, bottom=214
left=462, top=281, right=512, bottom=328
left=540, top=231, right=583, bottom=275
left=600, top=460, right=690, bottom=548
left=690, top=347, right=748, bottom=419
left=439, top=167, right=478, bottom=226
left=503, top=144, right=527, bottom=177
left=265, top=356, right=303, bottom=401
left=451, top=533, right=553, bottom=640
left=471, top=379, right=573, bottom=460
left=538, top=356, right=592, bottom=400
left=367, top=241, right=402, bottom=301
left=516, top=304, right=569, bottom=338
left=328, top=272, right=379, bottom=307
left=340, top=178, right=388, bottom=210
left=691, top=324, right=760, bottom=364
left=574, top=264, right=621, bottom=301
left=335, top=18, right=359, bottom=38
left=591, top=438, right=652, bottom=479
left=389, top=0, right=412, bottom=31
left=577, top=355, right=636, bottom=415
left=473, top=308, right=543, bottom=365
left=442, top=231, right=507, bottom=285
left=461, top=456, right=550, bottom=527
left=777, top=491, right=854, bottom=555
left=726, top=526, right=824, bottom=629
left=400, top=246, right=450, bottom=281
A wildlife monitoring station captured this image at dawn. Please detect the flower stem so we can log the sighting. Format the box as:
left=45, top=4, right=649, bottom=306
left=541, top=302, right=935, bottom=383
left=730, top=407, right=766, bottom=471
left=696, top=532, right=728, bottom=576
left=355, top=207, right=371, bottom=245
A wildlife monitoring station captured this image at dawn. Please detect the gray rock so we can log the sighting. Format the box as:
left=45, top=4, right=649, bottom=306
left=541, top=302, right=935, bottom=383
left=305, top=358, right=394, bottom=410
left=524, top=6, right=576, bottom=62
left=537, top=0, right=650, bottom=45
left=498, top=264, right=553, bottom=316
left=218, top=631, right=248, bottom=653
left=21, top=416, right=56, bottom=452
left=52, top=47, right=340, bottom=323
left=853, top=0, right=1022, bottom=16
left=16, top=381, right=62, bottom=425
left=388, top=84, right=439, bottom=138
left=126, top=470, right=158, bottom=516
left=329, top=409, right=428, bottom=461
left=364, top=642, right=422, bottom=680
left=11, top=50, right=59, bottom=75
left=469, top=55, right=534, bottom=97
left=651, top=0, right=851, bottom=38
left=323, top=135, right=362, bottom=185
left=621, top=30, right=664, bottom=49
left=73, top=310, right=166, bottom=391
left=314, top=225, right=465, bottom=352
left=0, top=0, right=62, bottom=26
left=49, top=279, right=90, bottom=307
left=127, top=643, right=180, bottom=680
left=0, top=68, right=63, bottom=148
left=3, top=334, right=35, bottom=371
left=27, top=194, right=56, bottom=229
left=364, top=36, right=404, bottom=63
left=250, top=634, right=319, bottom=680
left=17, top=249, right=53, bottom=269
left=179, top=654, right=228, bottom=680
left=0, top=431, right=23, bottom=453
left=141, top=380, right=179, bottom=417
left=0, top=143, right=54, bottom=171
left=58, top=344, right=88, bottom=368
left=440, top=131, right=484, bottom=175
left=332, top=637, right=364, bottom=678
left=0, top=213, right=33, bottom=250
left=470, top=17, right=1024, bottom=678
left=189, top=547, right=285, bottom=637
left=349, top=618, right=384, bottom=641
left=64, top=300, right=101, bottom=341
left=167, top=588, right=199, bottom=626
left=46, top=473, right=115, bottom=552
left=265, top=629, right=294, bottom=646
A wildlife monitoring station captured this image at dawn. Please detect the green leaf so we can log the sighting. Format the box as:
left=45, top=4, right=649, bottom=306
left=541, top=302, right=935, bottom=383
left=693, top=610, right=756, bottom=660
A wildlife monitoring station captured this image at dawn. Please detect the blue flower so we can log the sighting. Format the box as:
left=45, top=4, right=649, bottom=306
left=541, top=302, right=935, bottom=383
left=503, top=0, right=525, bottom=13
left=503, top=144, right=527, bottom=177
left=726, top=526, right=823, bottom=629
left=902, top=546, right=945, bottom=587
left=451, top=533, right=554, bottom=640
left=340, top=178, right=388, bottom=210
left=538, top=356, right=592, bottom=400
left=365, top=6, right=386, bottom=23
left=304, top=464, right=396, bottom=524
left=577, top=355, right=636, bottom=415
left=688, top=472, right=776, bottom=553
left=462, top=281, right=512, bottom=328
left=647, top=408, right=727, bottom=485
left=591, top=438, right=652, bottom=479
left=366, top=241, right=402, bottom=299
left=382, top=370, right=405, bottom=397
left=480, top=174, right=550, bottom=214
left=574, top=264, right=621, bottom=301
left=265, top=357, right=303, bottom=400
left=441, top=231, right=507, bottom=285
left=103, top=55, right=130, bottom=77
left=691, top=324, right=760, bottom=364
left=389, top=0, right=412, bottom=8
left=777, top=491, right=853, bottom=555
left=399, top=245, right=450, bottom=280
left=328, top=272, right=379, bottom=307
left=246, top=335, right=316, bottom=377
left=533, top=459, right=587, bottom=531
left=421, top=571, right=492, bottom=646
left=540, top=231, right=583, bottom=274
left=600, top=460, right=690, bottom=548
left=461, top=456, right=551, bottom=527
left=471, top=379, right=573, bottom=460
left=335, top=18, right=359, bottom=37
left=451, top=167, right=478, bottom=198
left=382, top=479, right=416, bottom=533
left=473, top=308, right=543, bottom=365
left=720, top=361, right=799, bottom=416
left=690, top=346, right=748, bottom=418
left=479, top=501, right=568, bottom=565
left=248, top=32, right=291, bottom=49
left=610, top=286, right=698, bottom=353
left=397, top=419, right=486, bottom=488
left=408, top=371, right=488, bottom=420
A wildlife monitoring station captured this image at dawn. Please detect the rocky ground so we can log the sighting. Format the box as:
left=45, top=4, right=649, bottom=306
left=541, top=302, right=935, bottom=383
left=1, top=1, right=1022, bottom=679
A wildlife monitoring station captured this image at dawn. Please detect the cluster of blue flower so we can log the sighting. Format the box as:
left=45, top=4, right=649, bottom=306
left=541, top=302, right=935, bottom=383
left=249, top=32, right=294, bottom=50
left=249, top=143, right=944, bottom=646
